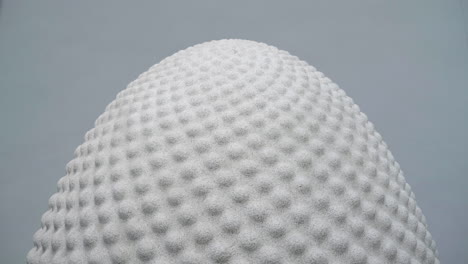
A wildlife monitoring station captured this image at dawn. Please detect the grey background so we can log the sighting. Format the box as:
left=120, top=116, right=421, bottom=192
left=1, top=0, right=467, bottom=263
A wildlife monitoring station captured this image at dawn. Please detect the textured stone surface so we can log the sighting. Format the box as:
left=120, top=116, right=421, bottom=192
left=27, top=39, right=439, bottom=264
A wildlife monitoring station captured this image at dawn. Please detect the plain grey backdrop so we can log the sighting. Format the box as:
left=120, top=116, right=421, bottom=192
left=1, top=0, right=467, bottom=263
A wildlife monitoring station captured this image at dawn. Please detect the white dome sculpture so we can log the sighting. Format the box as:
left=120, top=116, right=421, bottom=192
left=27, top=39, right=439, bottom=264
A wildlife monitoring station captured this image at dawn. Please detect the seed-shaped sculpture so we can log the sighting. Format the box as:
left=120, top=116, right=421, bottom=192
left=27, top=39, right=439, bottom=264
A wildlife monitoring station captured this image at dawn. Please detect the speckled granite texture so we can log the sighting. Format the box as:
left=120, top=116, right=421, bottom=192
left=27, top=39, right=439, bottom=264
